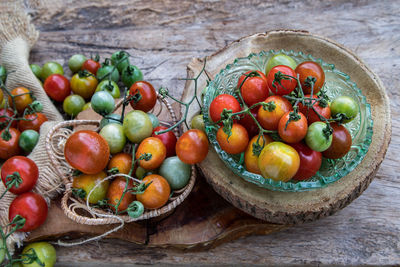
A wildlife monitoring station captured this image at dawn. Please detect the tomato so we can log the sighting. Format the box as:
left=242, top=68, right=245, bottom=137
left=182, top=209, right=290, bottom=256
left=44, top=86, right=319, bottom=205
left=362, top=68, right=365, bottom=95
left=100, top=113, right=122, bottom=129
left=96, top=64, right=120, bottom=83
left=63, top=95, right=85, bottom=117
left=147, top=113, right=159, bottom=128
left=91, top=91, right=115, bottom=116
left=40, top=62, right=63, bottom=81
left=19, top=130, right=39, bottom=153
left=107, top=177, right=135, bottom=212
left=0, top=128, right=21, bottom=160
left=21, top=242, right=56, bottom=267
left=278, top=111, right=308, bottom=143
left=237, top=70, right=269, bottom=106
left=244, top=135, right=273, bottom=174
left=159, top=156, right=191, bottom=190
left=123, top=110, right=153, bottom=143
left=99, top=123, right=126, bottom=154
left=64, top=130, right=110, bottom=174
left=1, top=156, right=38, bottom=194
left=0, top=90, right=3, bottom=107
left=298, top=94, right=331, bottom=125
left=29, top=64, right=42, bottom=80
left=291, top=142, right=322, bottom=181
left=122, top=65, right=143, bottom=88
left=152, top=126, right=177, bottom=157
left=68, top=54, right=87, bottom=73
left=257, top=95, right=292, bottom=130
left=0, top=238, right=4, bottom=264
left=267, top=65, right=297, bottom=95
left=9, top=192, right=48, bottom=232
left=216, top=123, right=249, bottom=154
left=209, top=94, right=241, bottom=123
left=129, top=81, right=157, bottom=113
left=176, top=129, right=209, bottom=164
left=265, top=53, right=297, bottom=75
left=0, top=108, right=17, bottom=128
left=295, top=61, right=325, bottom=95
left=111, top=51, right=130, bottom=73
left=238, top=109, right=259, bottom=137
left=71, top=72, right=98, bottom=99
left=191, top=114, right=205, bottom=132
left=95, top=80, right=120, bottom=99
left=322, top=123, right=352, bottom=159
left=305, top=121, right=333, bottom=152
left=9, top=87, right=33, bottom=113
left=330, top=96, right=359, bottom=123
left=108, top=153, right=132, bottom=174
left=72, top=171, right=109, bottom=204
left=18, top=112, right=48, bottom=132
left=136, top=137, right=166, bottom=170
left=43, top=74, right=71, bottom=102
left=135, top=166, right=147, bottom=180
left=258, top=142, right=300, bottom=182
left=136, top=174, right=170, bottom=209
left=82, top=102, right=92, bottom=111
left=81, top=59, right=101, bottom=75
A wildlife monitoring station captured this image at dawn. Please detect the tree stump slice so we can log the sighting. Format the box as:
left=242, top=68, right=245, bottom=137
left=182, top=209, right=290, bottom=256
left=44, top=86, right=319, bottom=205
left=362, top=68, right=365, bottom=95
left=182, top=30, right=391, bottom=224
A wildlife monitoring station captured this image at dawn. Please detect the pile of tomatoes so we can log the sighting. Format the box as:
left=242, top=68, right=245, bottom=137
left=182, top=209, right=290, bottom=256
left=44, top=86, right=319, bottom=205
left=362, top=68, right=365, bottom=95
left=209, top=53, right=358, bottom=182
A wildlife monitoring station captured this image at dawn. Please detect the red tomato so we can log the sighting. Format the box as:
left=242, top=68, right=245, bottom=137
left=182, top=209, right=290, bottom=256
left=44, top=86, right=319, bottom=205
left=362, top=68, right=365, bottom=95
left=295, top=61, right=325, bottom=95
left=0, top=128, right=21, bottom=160
left=152, top=126, right=177, bottom=157
left=129, top=81, right=157, bottom=113
left=43, top=74, right=71, bottom=102
left=176, top=129, right=209, bottom=164
left=266, top=65, right=297, bottom=95
left=81, top=59, right=101, bottom=75
left=0, top=108, right=17, bottom=128
left=209, top=94, right=241, bottom=123
left=238, top=109, right=259, bottom=138
left=216, top=123, right=249, bottom=154
left=278, top=111, right=308, bottom=143
left=9, top=192, right=48, bottom=232
left=18, top=112, right=48, bottom=132
left=64, top=130, right=110, bottom=174
left=257, top=95, right=292, bottom=130
left=322, top=123, right=352, bottom=159
left=298, top=94, right=331, bottom=125
left=291, top=142, right=322, bottom=180
left=237, top=70, right=269, bottom=106
left=1, top=156, right=39, bottom=194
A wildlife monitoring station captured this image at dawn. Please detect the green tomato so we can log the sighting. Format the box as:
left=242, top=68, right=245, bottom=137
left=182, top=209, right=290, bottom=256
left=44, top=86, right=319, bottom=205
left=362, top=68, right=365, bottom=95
left=96, top=64, right=119, bottom=83
left=91, top=91, right=115, bottom=116
left=63, top=94, right=85, bottom=117
left=135, top=166, right=147, bottom=180
left=21, top=242, right=56, bottom=267
left=123, top=110, right=153, bottom=143
left=191, top=114, right=205, bottom=132
left=159, top=156, right=191, bottom=190
left=12, top=262, right=23, bottom=267
left=19, top=130, right=39, bottom=153
left=0, top=65, right=6, bottom=83
left=147, top=112, right=159, bottom=128
left=265, top=54, right=297, bottom=74
left=68, top=54, right=87, bottom=73
left=0, top=98, right=5, bottom=109
left=95, top=80, right=120, bottom=98
left=100, top=123, right=126, bottom=154
left=30, top=100, right=43, bottom=113
left=29, top=64, right=41, bottom=80
left=40, top=61, right=63, bottom=81
left=82, top=102, right=92, bottom=111
left=330, top=96, right=359, bottom=123
left=121, top=65, right=143, bottom=88
left=99, top=113, right=122, bottom=129
left=0, top=238, right=4, bottom=265
left=111, top=51, right=130, bottom=73
left=305, top=121, right=333, bottom=152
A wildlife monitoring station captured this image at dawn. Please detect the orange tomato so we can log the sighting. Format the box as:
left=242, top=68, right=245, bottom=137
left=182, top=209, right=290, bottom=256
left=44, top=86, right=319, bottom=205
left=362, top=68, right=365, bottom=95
left=176, top=129, right=209, bottom=164
left=278, top=111, right=308, bottom=143
left=257, top=95, right=292, bottom=130
left=108, top=153, right=133, bottom=174
left=244, top=135, right=273, bottom=174
left=106, top=177, right=135, bottom=212
left=0, top=128, right=21, bottom=160
left=136, top=137, right=166, bottom=170
left=136, top=174, right=170, bottom=209
left=18, top=112, right=48, bottom=132
left=8, top=87, right=33, bottom=113
left=216, top=123, right=249, bottom=154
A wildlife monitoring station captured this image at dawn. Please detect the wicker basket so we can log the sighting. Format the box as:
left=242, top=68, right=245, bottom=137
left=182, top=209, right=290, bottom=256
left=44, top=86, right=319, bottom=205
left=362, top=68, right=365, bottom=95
left=45, top=95, right=196, bottom=225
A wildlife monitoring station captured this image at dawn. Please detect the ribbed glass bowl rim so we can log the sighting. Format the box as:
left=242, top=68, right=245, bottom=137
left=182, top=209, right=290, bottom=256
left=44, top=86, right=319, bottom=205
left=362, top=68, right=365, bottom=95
left=202, top=49, right=374, bottom=192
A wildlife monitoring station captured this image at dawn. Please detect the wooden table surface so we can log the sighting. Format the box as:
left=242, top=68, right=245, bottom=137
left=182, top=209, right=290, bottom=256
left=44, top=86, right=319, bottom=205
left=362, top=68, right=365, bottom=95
left=27, top=0, right=399, bottom=265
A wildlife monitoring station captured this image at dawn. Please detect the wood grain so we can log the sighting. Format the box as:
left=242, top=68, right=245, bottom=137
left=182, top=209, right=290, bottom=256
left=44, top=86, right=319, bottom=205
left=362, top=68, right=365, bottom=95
left=24, top=0, right=400, bottom=265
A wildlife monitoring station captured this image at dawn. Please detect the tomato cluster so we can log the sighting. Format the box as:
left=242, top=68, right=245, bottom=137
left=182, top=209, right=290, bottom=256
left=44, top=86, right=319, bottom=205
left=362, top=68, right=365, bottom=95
left=209, top=53, right=359, bottom=182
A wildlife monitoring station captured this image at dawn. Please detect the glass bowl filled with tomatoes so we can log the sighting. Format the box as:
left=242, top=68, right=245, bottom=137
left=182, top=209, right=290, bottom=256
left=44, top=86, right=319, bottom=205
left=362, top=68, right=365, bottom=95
left=203, top=49, right=373, bottom=192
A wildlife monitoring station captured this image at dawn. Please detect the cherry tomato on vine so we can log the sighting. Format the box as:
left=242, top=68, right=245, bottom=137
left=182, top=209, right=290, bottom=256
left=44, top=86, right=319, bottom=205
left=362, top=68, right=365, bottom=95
left=122, top=65, right=143, bottom=88
left=298, top=94, right=331, bottom=125
left=43, top=74, right=71, bottom=102
left=265, top=53, right=297, bottom=75
left=209, top=94, right=241, bottom=123
left=21, top=242, right=56, bottom=267
left=159, top=156, right=191, bottom=190
left=107, top=177, right=135, bottom=213
left=91, top=91, right=115, bottom=116
left=129, top=81, right=157, bottom=113
left=191, top=114, right=205, bottom=132
left=99, top=123, right=126, bottom=154
left=123, top=110, right=153, bottom=143
left=238, top=109, right=259, bottom=138
left=1, top=156, right=39, bottom=194
left=216, top=123, right=249, bottom=154
left=0, top=108, right=17, bottom=128
left=63, top=94, right=85, bottom=117
left=278, top=111, right=308, bottom=143
left=100, top=113, right=122, bottom=129
left=244, top=134, right=273, bottom=175
left=237, top=70, right=269, bottom=106
left=9, top=87, right=33, bottom=113
left=68, top=54, right=87, bottom=73
left=176, top=129, right=209, bottom=164
left=258, top=142, right=300, bottom=182
left=136, top=174, right=170, bottom=209
left=305, top=121, right=333, bottom=152
left=111, top=51, right=130, bottom=73
left=64, top=130, right=110, bottom=174
left=18, top=112, right=48, bottom=132
left=330, top=96, right=359, bottom=123
left=266, top=65, right=297, bottom=95
left=136, top=137, right=166, bottom=170
left=72, top=171, right=109, bottom=204
left=257, top=95, right=292, bottom=130
left=291, top=142, right=322, bottom=181
left=81, top=59, right=101, bottom=75
left=108, top=153, right=133, bottom=175
left=9, top=192, right=48, bottom=232
left=322, top=123, right=352, bottom=159
left=295, top=61, right=325, bottom=95
left=95, top=80, right=120, bottom=99
left=96, top=63, right=120, bottom=83
left=70, top=72, right=98, bottom=99
left=40, top=61, right=63, bottom=81
left=18, top=129, right=39, bottom=153
left=0, top=127, right=21, bottom=160
left=152, top=126, right=177, bottom=157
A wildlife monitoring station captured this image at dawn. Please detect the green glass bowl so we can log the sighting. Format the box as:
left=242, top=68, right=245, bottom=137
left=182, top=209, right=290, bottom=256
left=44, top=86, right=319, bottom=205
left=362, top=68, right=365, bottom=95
left=202, top=50, right=373, bottom=192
